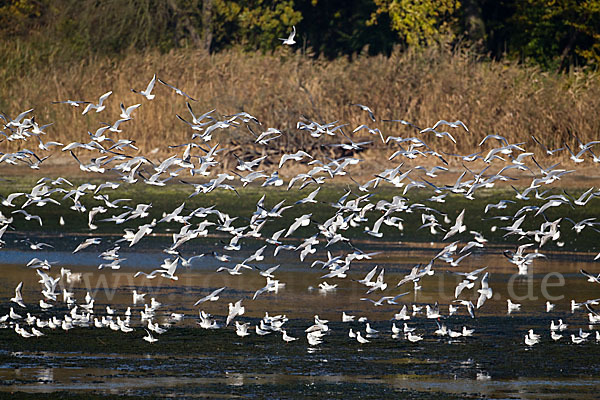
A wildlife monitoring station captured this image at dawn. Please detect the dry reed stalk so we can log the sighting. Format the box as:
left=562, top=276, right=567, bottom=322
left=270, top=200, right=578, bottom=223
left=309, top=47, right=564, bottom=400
left=1, top=46, right=599, bottom=172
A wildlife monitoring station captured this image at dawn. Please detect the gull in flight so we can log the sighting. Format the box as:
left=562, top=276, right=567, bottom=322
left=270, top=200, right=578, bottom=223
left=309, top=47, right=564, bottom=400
left=119, top=103, right=141, bottom=119
left=565, top=143, right=590, bottom=163
left=531, top=135, right=564, bottom=155
left=325, top=138, right=372, bottom=151
left=131, top=74, right=156, bottom=100
left=476, top=272, right=493, bottom=309
left=564, top=188, right=597, bottom=207
left=453, top=300, right=475, bottom=318
left=419, top=128, right=457, bottom=143
left=360, top=292, right=409, bottom=306
left=179, top=254, right=205, bottom=269
left=279, top=150, right=313, bottom=169
left=392, top=305, right=411, bottom=321
left=448, top=252, right=471, bottom=267
left=365, top=268, right=388, bottom=294
left=285, top=213, right=312, bottom=237
left=143, top=329, right=158, bottom=343
left=364, top=215, right=385, bottom=238
left=10, top=282, right=26, bottom=308
left=451, top=266, right=488, bottom=281
left=580, top=269, right=600, bottom=284
left=257, top=264, right=280, bottom=279
left=318, top=281, right=338, bottom=292
left=432, top=119, right=469, bottom=132
left=351, top=104, right=376, bottom=121
left=295, top=187, right=320, bottom=205
left=1, top=192, right=24, bottom=207
left=352, top=124, right=381, bottom=137
left=216, top=263, right=252, bottom=275
left=234, top=154, right=267, bottom=172
left=443, top=209, right=466, bottom=240
left=12, top=210, right=42, bottom=226
left=72, top=237, right=101, bottom=253
left=279, top=26, right=296, bottom=45
left=249, top=126, right=281, bottom=145
left=82, top=91, right=112, bottom=115
left=2, top=108, right=34, bottom=130
left=147, top=257, right=180, bottom=281
left=157, top=77, right=197, bottom=101
left=253, top=279, right=280, bottom=300
left=52, top=100, right=90, bottom=107
left=37, top=137, right=63, bottom=152
left=194, top=287, right=226, bottom=306
left=242, top=245, right=267, bottom=264
left=235, top=322, right=251, bottom=337
left=454, top=279, right=475, bottom=298
left=226, top=300, right=245, bottom=326
left=0, top=224, right=8, bottom=247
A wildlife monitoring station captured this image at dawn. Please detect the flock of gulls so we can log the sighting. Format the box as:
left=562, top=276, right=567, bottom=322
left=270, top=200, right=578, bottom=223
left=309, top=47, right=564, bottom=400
left=2, top=44, right=600, bottom=351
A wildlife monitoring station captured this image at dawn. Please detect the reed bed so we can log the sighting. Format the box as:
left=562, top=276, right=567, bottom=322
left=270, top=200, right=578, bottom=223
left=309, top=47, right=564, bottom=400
left=1, top=45, right=599, bottom=168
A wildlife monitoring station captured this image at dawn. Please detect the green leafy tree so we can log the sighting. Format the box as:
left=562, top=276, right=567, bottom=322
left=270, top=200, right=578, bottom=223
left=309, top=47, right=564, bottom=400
left=0, top=0, right=45, bottom=35
left=212, top=0, right=302, bottom=51
left=368, top=0, right=461, bottom=47
left=574, top=1, right=600, bottom=66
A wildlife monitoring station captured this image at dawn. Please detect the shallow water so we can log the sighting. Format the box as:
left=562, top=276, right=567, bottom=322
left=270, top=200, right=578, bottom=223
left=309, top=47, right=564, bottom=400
left=2, top=238, right=600, bottom=399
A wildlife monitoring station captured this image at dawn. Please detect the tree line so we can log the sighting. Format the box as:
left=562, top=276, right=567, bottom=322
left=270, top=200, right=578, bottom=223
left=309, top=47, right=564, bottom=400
left=1, top=0, right=598, bottom=71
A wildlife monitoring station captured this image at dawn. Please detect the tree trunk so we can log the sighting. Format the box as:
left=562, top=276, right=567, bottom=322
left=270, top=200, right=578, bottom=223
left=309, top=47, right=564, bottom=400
left=202, top=0, right=214, bottom=53
left=558, top=28, right=578, bottom=72
left=462, top=0, right=485, bottom=49
left=167, top=0, right=202, bottom=47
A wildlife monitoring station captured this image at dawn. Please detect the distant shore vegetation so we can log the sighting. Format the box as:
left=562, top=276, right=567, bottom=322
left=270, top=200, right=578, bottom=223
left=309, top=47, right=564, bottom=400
left=0, top=0, right=599, bottom=161
left=1, top=0, right=598, bottom=70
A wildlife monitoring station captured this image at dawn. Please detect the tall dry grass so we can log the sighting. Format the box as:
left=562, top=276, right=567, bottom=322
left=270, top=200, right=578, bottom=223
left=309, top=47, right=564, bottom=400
left=1, top=45, right=599, bottom=170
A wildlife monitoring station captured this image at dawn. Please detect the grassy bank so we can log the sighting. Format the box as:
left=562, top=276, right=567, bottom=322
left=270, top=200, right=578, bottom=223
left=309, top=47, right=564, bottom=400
left=1, top=46, right=599, bottom=163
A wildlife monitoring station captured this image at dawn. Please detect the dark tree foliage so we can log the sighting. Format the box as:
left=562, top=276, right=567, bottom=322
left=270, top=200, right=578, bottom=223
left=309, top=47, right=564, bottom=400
left=295, top=0, right=397, bottom=58
left=0, top=0, right=598, bottom=70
